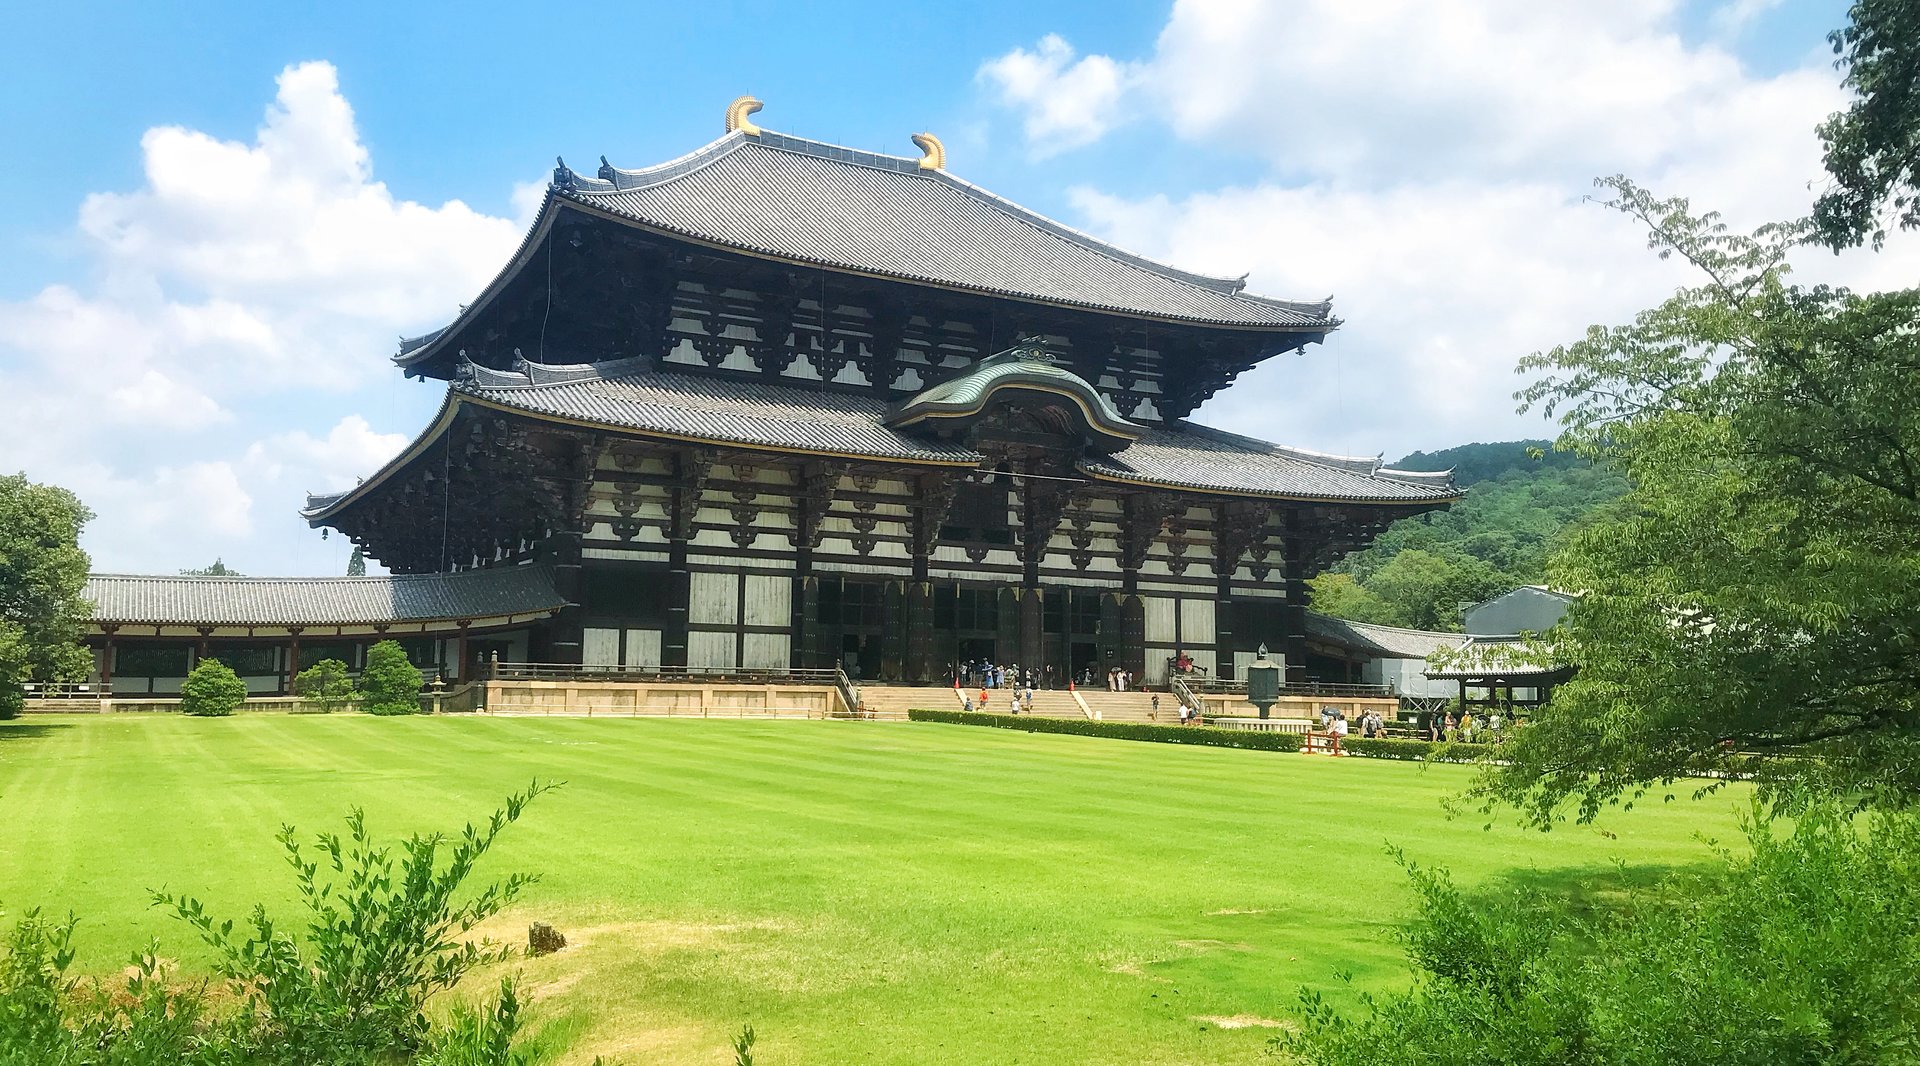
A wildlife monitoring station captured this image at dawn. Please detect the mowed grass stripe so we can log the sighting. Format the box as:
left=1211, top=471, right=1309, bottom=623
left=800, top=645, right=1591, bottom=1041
left=0, top=716, right=1745, bottom=1066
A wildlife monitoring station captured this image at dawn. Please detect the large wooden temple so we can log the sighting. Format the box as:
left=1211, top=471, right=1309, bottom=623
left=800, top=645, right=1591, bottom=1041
left=83, top=100, right=1457, bottom=695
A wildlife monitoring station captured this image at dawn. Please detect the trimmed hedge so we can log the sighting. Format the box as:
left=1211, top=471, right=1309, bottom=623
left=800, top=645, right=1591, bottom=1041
left=1342, top=737, right=1494, bottom=763
left=908, top=708, right=1304, bottom=752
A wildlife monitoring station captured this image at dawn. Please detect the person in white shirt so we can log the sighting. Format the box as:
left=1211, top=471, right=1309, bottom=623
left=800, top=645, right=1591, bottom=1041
left=1330, top=711, right=1349, bottom=755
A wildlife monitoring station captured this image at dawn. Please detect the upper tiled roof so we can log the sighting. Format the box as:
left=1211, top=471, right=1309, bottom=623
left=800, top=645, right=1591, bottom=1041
left=84, top=564, right=567, bottom=626
left=1423, top=637, right=1575, bottom=681
left=551, top=130, right=1334, bottom=330
left=1079, top=422, right=1460, bottom=503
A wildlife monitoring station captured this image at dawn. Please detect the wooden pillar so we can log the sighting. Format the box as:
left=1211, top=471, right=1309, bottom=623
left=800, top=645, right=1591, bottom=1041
left=195, top=627, right=213, bottom=665
left=1281, top=532, right=1310, bottom=685
left=99, top=626, right=117, bottom=691
left=546, top=530, right=586, bottom=665
left=995, top=587, right=1020, bottom=665
left=1018, top=587, right=1044, bottom=678
left=285, top=627, right=304, bottom=696
left=905, top=581, right=934, bottom=681
left=455, top=621, right=472, bottom=684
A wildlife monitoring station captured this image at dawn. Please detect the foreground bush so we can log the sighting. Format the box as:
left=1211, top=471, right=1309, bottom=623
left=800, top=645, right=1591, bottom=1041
left=180, top=659, right=247, bottom=717
left=293, top=657, right=355, bottom=713
left=360, top=639, right=424, bottom=715
left=0, top=785, right=555, bottom=1065
left=910, top=708, right=1305, bottom=752
left=1285, top=804, right=1920, bottom=1066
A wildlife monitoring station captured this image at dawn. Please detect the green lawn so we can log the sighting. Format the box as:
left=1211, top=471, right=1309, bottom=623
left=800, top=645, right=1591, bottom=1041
left=0, top=715, right=1745, bottom=1065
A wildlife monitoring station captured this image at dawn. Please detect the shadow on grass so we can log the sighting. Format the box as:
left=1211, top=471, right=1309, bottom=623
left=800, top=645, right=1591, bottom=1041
left=0, top=721, right=72, bottom=744
left=1452, top=857, right=1732, bottom=931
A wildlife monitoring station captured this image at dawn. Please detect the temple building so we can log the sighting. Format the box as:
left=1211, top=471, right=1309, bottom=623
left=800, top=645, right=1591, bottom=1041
left=81, top=100, right=1457, bottom=696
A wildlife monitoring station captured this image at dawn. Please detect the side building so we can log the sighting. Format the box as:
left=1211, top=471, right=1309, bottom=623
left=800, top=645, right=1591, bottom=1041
left=78, top=101, right=1458, bottom=695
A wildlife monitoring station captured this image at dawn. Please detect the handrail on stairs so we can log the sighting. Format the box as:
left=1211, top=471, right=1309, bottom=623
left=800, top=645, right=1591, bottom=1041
left=1169, top=675, right=1200, bottom=717
left=834, top=665, right=861, bottom=718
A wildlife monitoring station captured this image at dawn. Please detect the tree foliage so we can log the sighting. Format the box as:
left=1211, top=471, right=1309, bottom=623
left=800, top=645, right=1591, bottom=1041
left=346, top=547, right=366, bottom=577
left=1285, top=804, right=1920, bottom=1066
left=359, top=640, right=423, bottom=716
left=1486, top=176, right=1920, bottom=824
left=0, top=475, right=93, bottom=717
left=294, top=659, right=355, bottom=714
left=1309, top=442, right=1626, bottom=631
left=1814, top=0, right=1920, bottom=248
left=180, top=659, right=247, bottom=717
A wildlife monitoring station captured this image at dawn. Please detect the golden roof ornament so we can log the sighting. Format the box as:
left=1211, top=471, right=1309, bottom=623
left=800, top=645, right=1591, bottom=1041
left=725, top=96, right=764, bottom=136
left=911, top=132, right=946, bottom=171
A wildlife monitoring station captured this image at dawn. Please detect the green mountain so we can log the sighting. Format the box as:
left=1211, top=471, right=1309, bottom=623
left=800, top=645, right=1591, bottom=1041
left=1309, top=441, right=1627, bottom=631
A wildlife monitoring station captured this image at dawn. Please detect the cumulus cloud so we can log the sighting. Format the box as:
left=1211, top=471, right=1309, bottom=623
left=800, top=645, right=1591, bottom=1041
left=977, top=2, right=1920, bottom=457
left=978, top=34, right=1136, bottom=153
left=0, top=61, right=523, bottom=574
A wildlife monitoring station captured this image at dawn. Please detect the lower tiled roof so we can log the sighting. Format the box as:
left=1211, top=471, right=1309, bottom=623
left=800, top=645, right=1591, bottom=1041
left=459, top=368, right=982, bottom=464
left=1079, top=423, right=1460, bottom=503
left=84, top=564, right=567, bottom=626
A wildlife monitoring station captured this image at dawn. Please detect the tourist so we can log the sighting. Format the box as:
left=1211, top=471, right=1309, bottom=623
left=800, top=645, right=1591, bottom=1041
left=1151, top=693, right=1161, bottom=720
left=1330, top=710, right=1348, bottom=754
left=962, top=694, right=975, bottom=712
left=979, top=686, right=990, bottom=711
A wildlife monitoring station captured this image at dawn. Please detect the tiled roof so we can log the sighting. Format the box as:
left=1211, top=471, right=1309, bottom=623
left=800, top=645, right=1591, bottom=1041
left=1079, top=422, right=1461, bottom=503
left=456, top=362, right=982, bottom=464
left=553, top=131, right=1334, bottom=330
left=313, top=360, right=1456, bottom=519
left=84, top=564, right=567, bottom=626
left=1306, top=612, right=1466, bottom=659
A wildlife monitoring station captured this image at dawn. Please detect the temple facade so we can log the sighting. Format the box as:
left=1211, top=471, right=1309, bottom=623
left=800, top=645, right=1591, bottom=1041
left=82, top=100, right=1457, bottom=695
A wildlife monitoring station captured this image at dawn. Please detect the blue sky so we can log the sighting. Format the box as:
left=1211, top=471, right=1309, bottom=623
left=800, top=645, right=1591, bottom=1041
left=1, top=0, right=1902, bottom=576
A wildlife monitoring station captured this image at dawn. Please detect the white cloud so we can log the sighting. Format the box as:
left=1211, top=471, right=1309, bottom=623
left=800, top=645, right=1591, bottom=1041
left=977, top=34, right=1135, bottom=154
left=246, top=416, right=409, bottom=493
left=0, top=61, right=523, bottom=574
left=976, top=3, right=1918, bottom=457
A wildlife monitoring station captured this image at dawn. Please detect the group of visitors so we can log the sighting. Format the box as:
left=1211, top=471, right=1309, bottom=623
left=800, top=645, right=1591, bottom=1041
left=1414, top=708, right=1506, bottom=742
left=960, top=659, right=1052, bottom=691
left=1104, top=667, right=1135, bottom=691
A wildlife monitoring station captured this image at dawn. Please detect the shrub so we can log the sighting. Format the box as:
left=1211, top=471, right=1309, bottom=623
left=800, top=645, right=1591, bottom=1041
left=1342, top=737, right=1491, bottom=763
left=151, top=781, right=557, bottom=1064
left=360, top=640, right=423, bottom=716
left=909, top=708, right=1305, bottom=752
left=179, top=659, right=247, bottom=717
left=1283, top=804, right=1920, bottom=1066
left=293, top=658, right=355, bottom=714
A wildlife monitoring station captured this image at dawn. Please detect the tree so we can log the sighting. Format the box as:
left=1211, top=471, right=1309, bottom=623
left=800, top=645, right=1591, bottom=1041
left=180, top=659, right=247, bottom=717
left=1307, top=572, right=1393, bottom=625
left=360, top=640, right=423, bottom=716
left=346, top=546, right=366, bottom=577
left=0, top=474, right=93, bottom=719
left=180, top=559, right=242, bottom=577
left=1489, top=176, right=1920, bottom=825
left=294, top=658, right=355, bottom=713
left=1814, top=0, right=1920, bottom=248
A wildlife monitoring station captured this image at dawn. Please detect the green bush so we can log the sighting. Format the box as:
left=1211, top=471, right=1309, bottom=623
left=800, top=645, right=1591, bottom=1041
left=1343, top=737, right=1491, bottom=763
left=0, top=785, right=556, bottom=1065
left=179, top=659, right=247, bottom=717
left=909, top=708, right=1305, bottom=752
left=360, top=640, right=423, bottom=716
left=293, top=658, right=355, bottom=714
left=1284, top=804, right=1920, bottom=1066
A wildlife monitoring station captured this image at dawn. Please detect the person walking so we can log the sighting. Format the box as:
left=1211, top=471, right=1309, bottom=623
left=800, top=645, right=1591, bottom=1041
left=1330, top=710, right=1349, bottom=755
left=1151, top=693, right=1161, bottom=721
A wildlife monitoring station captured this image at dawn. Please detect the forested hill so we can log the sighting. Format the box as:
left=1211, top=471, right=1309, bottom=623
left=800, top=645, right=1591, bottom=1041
left=1308, top=441, right=1627, bottom=631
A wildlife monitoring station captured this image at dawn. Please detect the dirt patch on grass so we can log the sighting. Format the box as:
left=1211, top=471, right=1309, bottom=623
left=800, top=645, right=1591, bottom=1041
left=1193, top=1013, right=1293, bottom=1031
left=1204, top=907, right=1270, bottom=916
left=1172, top=938, right=1256, bottom=952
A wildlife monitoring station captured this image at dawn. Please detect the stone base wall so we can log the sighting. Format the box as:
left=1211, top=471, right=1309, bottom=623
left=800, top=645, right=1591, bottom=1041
left=480, top=680, right=845, bottom=718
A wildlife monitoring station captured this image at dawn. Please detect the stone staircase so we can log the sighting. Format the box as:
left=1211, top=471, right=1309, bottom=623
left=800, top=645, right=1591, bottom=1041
left=1074, top=689, right=1172, bottom=723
